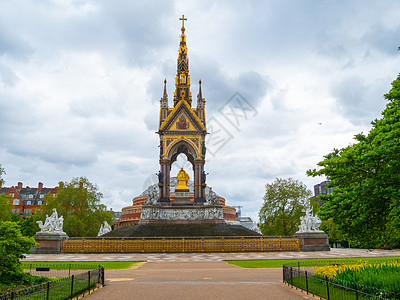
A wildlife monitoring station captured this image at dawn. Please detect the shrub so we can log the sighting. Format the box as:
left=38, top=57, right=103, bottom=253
left=0, top=222, right=37, bottom=284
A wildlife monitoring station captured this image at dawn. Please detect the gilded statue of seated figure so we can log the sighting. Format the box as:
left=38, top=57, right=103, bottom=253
left=176, top=168, right=189, bottom=190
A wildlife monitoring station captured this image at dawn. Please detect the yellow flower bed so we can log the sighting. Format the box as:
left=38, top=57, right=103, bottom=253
left=314, top=260, right=400, bottom=278
left=314, top=260, right=400, bottom=295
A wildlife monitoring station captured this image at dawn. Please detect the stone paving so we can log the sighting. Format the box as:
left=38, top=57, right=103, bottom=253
left=24, top=248, right=400, bottom=262
left=23, top=249, right=400, bottom=300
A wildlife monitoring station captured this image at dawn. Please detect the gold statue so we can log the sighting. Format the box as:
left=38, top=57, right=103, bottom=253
left=176, top=168, right=189, bottom=190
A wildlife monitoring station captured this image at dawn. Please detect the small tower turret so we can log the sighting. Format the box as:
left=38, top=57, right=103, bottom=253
left=196, top=80, right=206, bottom=124
left=160, top=79, right=169, bottom=126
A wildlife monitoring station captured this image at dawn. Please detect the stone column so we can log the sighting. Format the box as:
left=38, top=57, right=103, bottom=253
left=158, top=160, right=170, bottom=204
left=194, top=160, right=205, bottom=204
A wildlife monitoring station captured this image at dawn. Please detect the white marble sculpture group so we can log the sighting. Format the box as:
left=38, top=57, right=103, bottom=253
left=97, top=221, right=112, bottom=236
left=144, top=184, right=159, bottom=205
left=36, top=208, right=65, bottom=234
left=205, top=187, right=219, bottom=205
left=297, top=208, right=322, bottom=233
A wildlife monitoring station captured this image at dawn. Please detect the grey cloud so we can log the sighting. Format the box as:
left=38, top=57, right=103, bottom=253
left=190, top=57, right=272, bottom=113
left=331, top=76, right=387, bottom=126
left=145, top=57, right=272, bottom=116
left=362, top=24, right=400, bottom=55
left=0, top=64, right=19, bottom=87
left=0, top=26, right=33, bottom=61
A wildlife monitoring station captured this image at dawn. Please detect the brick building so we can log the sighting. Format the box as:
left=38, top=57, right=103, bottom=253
left=0, top=182, right=58, bottom=218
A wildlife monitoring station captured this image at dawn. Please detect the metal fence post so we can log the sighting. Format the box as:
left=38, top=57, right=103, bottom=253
left=305, top=271, right=308, bottom=295
left=325, top=276, right=330, bottom=300
left=297, top=261, right=300, bottom=271
left=88, top=270, right=91, bottom=294
left=282, top=266, right=285, bottom=282
left=46, top=281, right=50, bottom=300
left=290, top=267, right=293, bottom=286
left=102, top=266, right=105, bottom=286
left=70, top=275, right=75, bottom=299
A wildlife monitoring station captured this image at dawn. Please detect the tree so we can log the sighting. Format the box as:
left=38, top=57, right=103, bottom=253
left=0, top=222, right=37, bottom=284
left=0, top=164, right=5, bottom=186
left=37, top=177, right=112, bottom=237
left=0, top=195, right=13, bottom=222
left=308, top=73, right=400, bottom=248
left=258, top=178, right=312, bottom=236
left=0, top=164, right=13, bottom=222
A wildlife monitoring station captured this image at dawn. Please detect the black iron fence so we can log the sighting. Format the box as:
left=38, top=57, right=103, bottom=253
left=23, top=263, right=103, bottom=278
left=283, top=258, right=400, bottom=269
left=0, top=266, right=104, bottom=300
left=282, top=263, right=400, bottom=300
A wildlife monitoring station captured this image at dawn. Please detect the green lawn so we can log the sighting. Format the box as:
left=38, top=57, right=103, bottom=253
left=225, top=256, right=400, bottom=268
left=290, top=276, right=374, bottom=300
left=22, top=261, right=143, bottom=270
left=7, top=278, right=97, bottom=300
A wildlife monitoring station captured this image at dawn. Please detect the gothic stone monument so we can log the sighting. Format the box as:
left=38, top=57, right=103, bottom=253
left=31, top=209, right=69, bottom=254
left=139, top=15, right=224, bottom=225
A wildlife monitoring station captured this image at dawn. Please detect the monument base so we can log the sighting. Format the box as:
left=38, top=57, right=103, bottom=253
left=31, top=232, right=69, bottom=254
left=294, top=232, right=330, bottom=252
left=139, top=205, right=225, bottom=225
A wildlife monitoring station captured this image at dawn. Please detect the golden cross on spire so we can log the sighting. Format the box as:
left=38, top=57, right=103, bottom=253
left=179, top=15, right=187, bottom=30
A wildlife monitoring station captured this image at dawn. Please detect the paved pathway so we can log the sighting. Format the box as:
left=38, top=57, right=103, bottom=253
left=84, top=261, right=307, bottom=300
left=24, top=248, right=400, bottom=262
left=23, top=249, right=400, bottom=300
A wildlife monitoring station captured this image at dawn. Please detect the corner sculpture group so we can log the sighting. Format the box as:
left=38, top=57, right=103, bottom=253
left=35, top=209, right=112, bottom=236
left=297, top=208, right=322, bottom=233
left=36, top=208, right=65, bottom=234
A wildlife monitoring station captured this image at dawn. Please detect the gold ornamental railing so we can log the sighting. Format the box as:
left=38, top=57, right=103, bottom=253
left=61, top=236, right=301, bottom=253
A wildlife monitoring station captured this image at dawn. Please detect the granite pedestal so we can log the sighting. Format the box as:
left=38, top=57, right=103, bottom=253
left=31, top=232, right=69, bottom=254
left=294, top=231, right=330, bottom=251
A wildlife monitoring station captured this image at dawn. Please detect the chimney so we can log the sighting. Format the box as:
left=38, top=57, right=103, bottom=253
left=38, top=182, right=43, bottom=192
left=18, top=182, right=23, bottom=190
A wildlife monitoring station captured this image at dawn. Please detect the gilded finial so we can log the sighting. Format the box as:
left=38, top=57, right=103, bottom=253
left=179, top=15, right=187, bottom=32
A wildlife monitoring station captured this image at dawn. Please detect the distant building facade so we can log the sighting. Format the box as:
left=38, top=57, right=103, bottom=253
left=0, top=182, right=57, bottom=218
left=313, top=180, right=332, bottom=206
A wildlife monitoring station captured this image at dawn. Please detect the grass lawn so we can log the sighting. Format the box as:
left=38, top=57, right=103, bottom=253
left=225, top=256, right=400, bottom=268
left=22, top=261, right=144, bottom=270
left=289, top=276, right=370, bottom=300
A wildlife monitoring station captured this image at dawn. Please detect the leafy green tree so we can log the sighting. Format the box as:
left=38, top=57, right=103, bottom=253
left=37, top=177, right=112, bottom=237
left=308, top=73, right=400, bottom=248
left=0, top=195, right=13, bottom=222
left=18, top=216, right=37, bottom=237
left=0, top=164, right=5, bottom=186
left=0, top=222, right=37, bottom=284
left=259, top=178, right=312, bottom=236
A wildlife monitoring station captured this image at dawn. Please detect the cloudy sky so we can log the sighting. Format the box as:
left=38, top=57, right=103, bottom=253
left=1, top=0, right=400, bottom=221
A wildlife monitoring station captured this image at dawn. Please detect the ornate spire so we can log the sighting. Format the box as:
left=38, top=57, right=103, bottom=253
left=174, top=15, right=192, bottom=107
left=196, top=79, right=206, bottom=123
left=163, top=79, right=168, bottom=100
left=197, top=80, right=202, bottom=102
